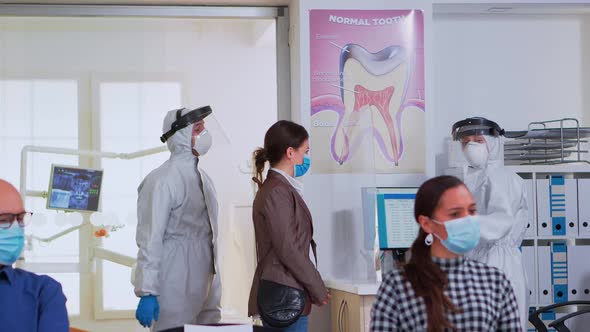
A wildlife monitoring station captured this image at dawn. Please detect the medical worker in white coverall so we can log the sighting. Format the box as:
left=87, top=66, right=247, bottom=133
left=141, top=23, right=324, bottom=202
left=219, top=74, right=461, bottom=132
left=134, top=106, right=221, bottom=331
left=451, top=117, right=529, bottom=331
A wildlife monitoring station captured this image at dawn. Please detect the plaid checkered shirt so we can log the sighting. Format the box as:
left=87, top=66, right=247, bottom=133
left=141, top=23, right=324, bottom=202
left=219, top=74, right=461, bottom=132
left=370, top=256, right=521, bottom=332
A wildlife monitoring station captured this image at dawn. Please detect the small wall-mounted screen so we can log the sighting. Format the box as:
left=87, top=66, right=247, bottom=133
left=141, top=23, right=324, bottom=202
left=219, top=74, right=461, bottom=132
left=47, top=165, right=103, bottom=212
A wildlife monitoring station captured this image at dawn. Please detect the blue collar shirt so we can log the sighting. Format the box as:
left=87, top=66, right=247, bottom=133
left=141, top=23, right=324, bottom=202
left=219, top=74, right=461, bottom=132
left=0, top=265, right=69, bottom=332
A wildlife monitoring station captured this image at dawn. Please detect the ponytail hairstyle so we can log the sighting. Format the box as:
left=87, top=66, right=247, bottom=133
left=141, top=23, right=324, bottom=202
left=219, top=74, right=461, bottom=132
left=252, top=120, right=309, bottom=187
left=404, top=175, right=464, bottom=332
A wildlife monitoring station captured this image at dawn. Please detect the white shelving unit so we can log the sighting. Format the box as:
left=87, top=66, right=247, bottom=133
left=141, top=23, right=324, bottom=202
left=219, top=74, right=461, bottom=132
left=507, top=164, right=590, bottom=330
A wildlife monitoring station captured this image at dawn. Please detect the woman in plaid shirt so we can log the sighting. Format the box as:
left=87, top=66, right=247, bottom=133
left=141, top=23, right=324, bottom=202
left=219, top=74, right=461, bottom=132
left=371, top=176, right=521, bottom=332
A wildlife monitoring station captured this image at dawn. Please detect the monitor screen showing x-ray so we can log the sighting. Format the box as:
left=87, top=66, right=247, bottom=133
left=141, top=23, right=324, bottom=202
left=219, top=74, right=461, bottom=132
left=47, top=165, right=103, bottom=212
left=376, top=187, right=420, bottom=250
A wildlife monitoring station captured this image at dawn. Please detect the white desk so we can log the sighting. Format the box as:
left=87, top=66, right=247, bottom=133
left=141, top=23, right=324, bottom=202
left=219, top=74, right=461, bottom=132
left=325, top=279, right=380, bottom=296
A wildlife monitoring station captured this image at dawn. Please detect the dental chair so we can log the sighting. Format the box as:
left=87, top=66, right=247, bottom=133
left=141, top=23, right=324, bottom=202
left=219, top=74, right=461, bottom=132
left=529, top=301, right=590, bottom=332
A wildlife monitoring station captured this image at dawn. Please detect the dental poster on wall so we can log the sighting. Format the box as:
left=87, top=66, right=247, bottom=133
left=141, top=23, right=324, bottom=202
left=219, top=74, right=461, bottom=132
left=310, top=10, right=425, bottom=174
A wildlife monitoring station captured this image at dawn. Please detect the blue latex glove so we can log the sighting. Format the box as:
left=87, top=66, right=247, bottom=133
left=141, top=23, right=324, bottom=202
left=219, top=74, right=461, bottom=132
left=136, top=295, right=159, bottom=328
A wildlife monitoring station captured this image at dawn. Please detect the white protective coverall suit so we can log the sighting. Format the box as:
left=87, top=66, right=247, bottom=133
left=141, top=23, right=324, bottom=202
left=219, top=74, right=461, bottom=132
left=134, top=109, right=221, bottom=332
left=463, top=135, right=529, bottom=331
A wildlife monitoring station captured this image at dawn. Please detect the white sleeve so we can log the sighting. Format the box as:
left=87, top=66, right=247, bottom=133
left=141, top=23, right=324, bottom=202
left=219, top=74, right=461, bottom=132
left=478, top=174, right=527, bottom=244
left=133, top=177, right=174, bottom=297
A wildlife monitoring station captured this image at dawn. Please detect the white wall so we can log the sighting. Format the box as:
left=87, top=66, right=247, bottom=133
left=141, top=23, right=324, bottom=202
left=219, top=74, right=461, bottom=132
left=290, top=8, right=590, bottom=286
left=0, top=16, right=277, bottom=331
left=290, top=1, right=434, bottom=331
left=432, top=13, right=590, bottom=174
left=290, top=0, right=434, bottom=279
left=291, top=3, right=590, bottom=331
left=4, top=3, right=590, bottom=332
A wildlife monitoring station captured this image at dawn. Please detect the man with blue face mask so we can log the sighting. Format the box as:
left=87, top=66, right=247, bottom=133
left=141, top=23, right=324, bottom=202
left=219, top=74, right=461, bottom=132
left=0, top=179, right=69, bottom=332
left=450, top=117, right=529, bottom=331
left=134, top=106, right=221, bottom=331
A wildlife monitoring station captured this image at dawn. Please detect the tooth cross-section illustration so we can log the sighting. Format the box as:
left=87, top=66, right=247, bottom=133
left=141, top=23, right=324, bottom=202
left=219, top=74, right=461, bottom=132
left=336, top=44, right=409, bottom=166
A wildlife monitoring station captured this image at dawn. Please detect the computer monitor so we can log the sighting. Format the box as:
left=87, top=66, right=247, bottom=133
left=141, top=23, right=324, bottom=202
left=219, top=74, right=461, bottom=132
left=376, top=187, right=419, bottom=250
left=47, top=164, right=103, bottom=212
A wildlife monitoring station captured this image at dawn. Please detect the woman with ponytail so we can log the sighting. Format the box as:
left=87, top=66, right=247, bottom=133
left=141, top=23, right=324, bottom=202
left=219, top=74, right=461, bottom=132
left=371, top=176, right=521, bottom=332
left=248, top=120, right=329, bottom=332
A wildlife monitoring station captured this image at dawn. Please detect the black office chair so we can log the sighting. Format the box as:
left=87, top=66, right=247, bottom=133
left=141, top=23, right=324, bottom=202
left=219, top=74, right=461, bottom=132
left=529, top=301, right=590, bottom=332
left=549, top=307, right=590, bottom=332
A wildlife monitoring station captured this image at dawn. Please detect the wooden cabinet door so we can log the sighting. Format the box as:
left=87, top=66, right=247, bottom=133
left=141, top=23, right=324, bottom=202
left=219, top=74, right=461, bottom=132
left=329, top=289, right=377, bottom=332
left=330, top=289, right=347, bottom=332
left=343, top=291, right=362, bottom=332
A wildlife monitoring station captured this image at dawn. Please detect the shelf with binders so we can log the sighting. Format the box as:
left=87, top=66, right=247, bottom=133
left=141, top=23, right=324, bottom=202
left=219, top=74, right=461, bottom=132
left=506, top=164, right=590, bottom=175
left=513, top=165, right=590, bottom=329
left=528, top=237, right=590, bottom=241
left=514, top=169, right=590, bottom=239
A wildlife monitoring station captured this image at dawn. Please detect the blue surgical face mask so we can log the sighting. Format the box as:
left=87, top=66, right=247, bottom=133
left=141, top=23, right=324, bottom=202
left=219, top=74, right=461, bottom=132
left=294, top=155, right=311, bottom=177
left=0, top=224, right=25, bottom=265
left=430, top=215, right=480, bottom=254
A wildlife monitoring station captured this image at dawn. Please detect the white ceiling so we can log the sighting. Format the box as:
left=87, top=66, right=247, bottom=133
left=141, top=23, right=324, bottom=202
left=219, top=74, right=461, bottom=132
left=0, top=0, right=289, bottom=4
left=434, top=3, right=590, bottom=15
left=1, top=1, right=589, bottom=15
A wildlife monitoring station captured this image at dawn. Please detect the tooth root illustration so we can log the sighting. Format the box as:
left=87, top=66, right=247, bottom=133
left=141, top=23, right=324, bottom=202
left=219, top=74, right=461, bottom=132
left=335, top=44, right=410, bottom=165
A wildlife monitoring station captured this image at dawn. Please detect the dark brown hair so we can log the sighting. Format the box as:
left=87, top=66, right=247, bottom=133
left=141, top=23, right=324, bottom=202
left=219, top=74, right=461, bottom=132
left=404, top=175, right=464, bottom=332
left=252, top=120, right=309, bottom=186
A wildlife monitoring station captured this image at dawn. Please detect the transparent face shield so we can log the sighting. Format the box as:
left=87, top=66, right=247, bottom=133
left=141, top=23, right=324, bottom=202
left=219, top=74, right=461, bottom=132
left=451, top=118, right=504, bottom=143
left=448, top=118, right=505, bottom=170
left=455, top=126, right=496, bottom=145
left=160, top=106, right=213, bottom=143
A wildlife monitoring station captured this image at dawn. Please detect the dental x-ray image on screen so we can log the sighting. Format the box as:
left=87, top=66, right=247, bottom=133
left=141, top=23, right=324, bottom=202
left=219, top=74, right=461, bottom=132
left=47, top=165, right=103, bottom=212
